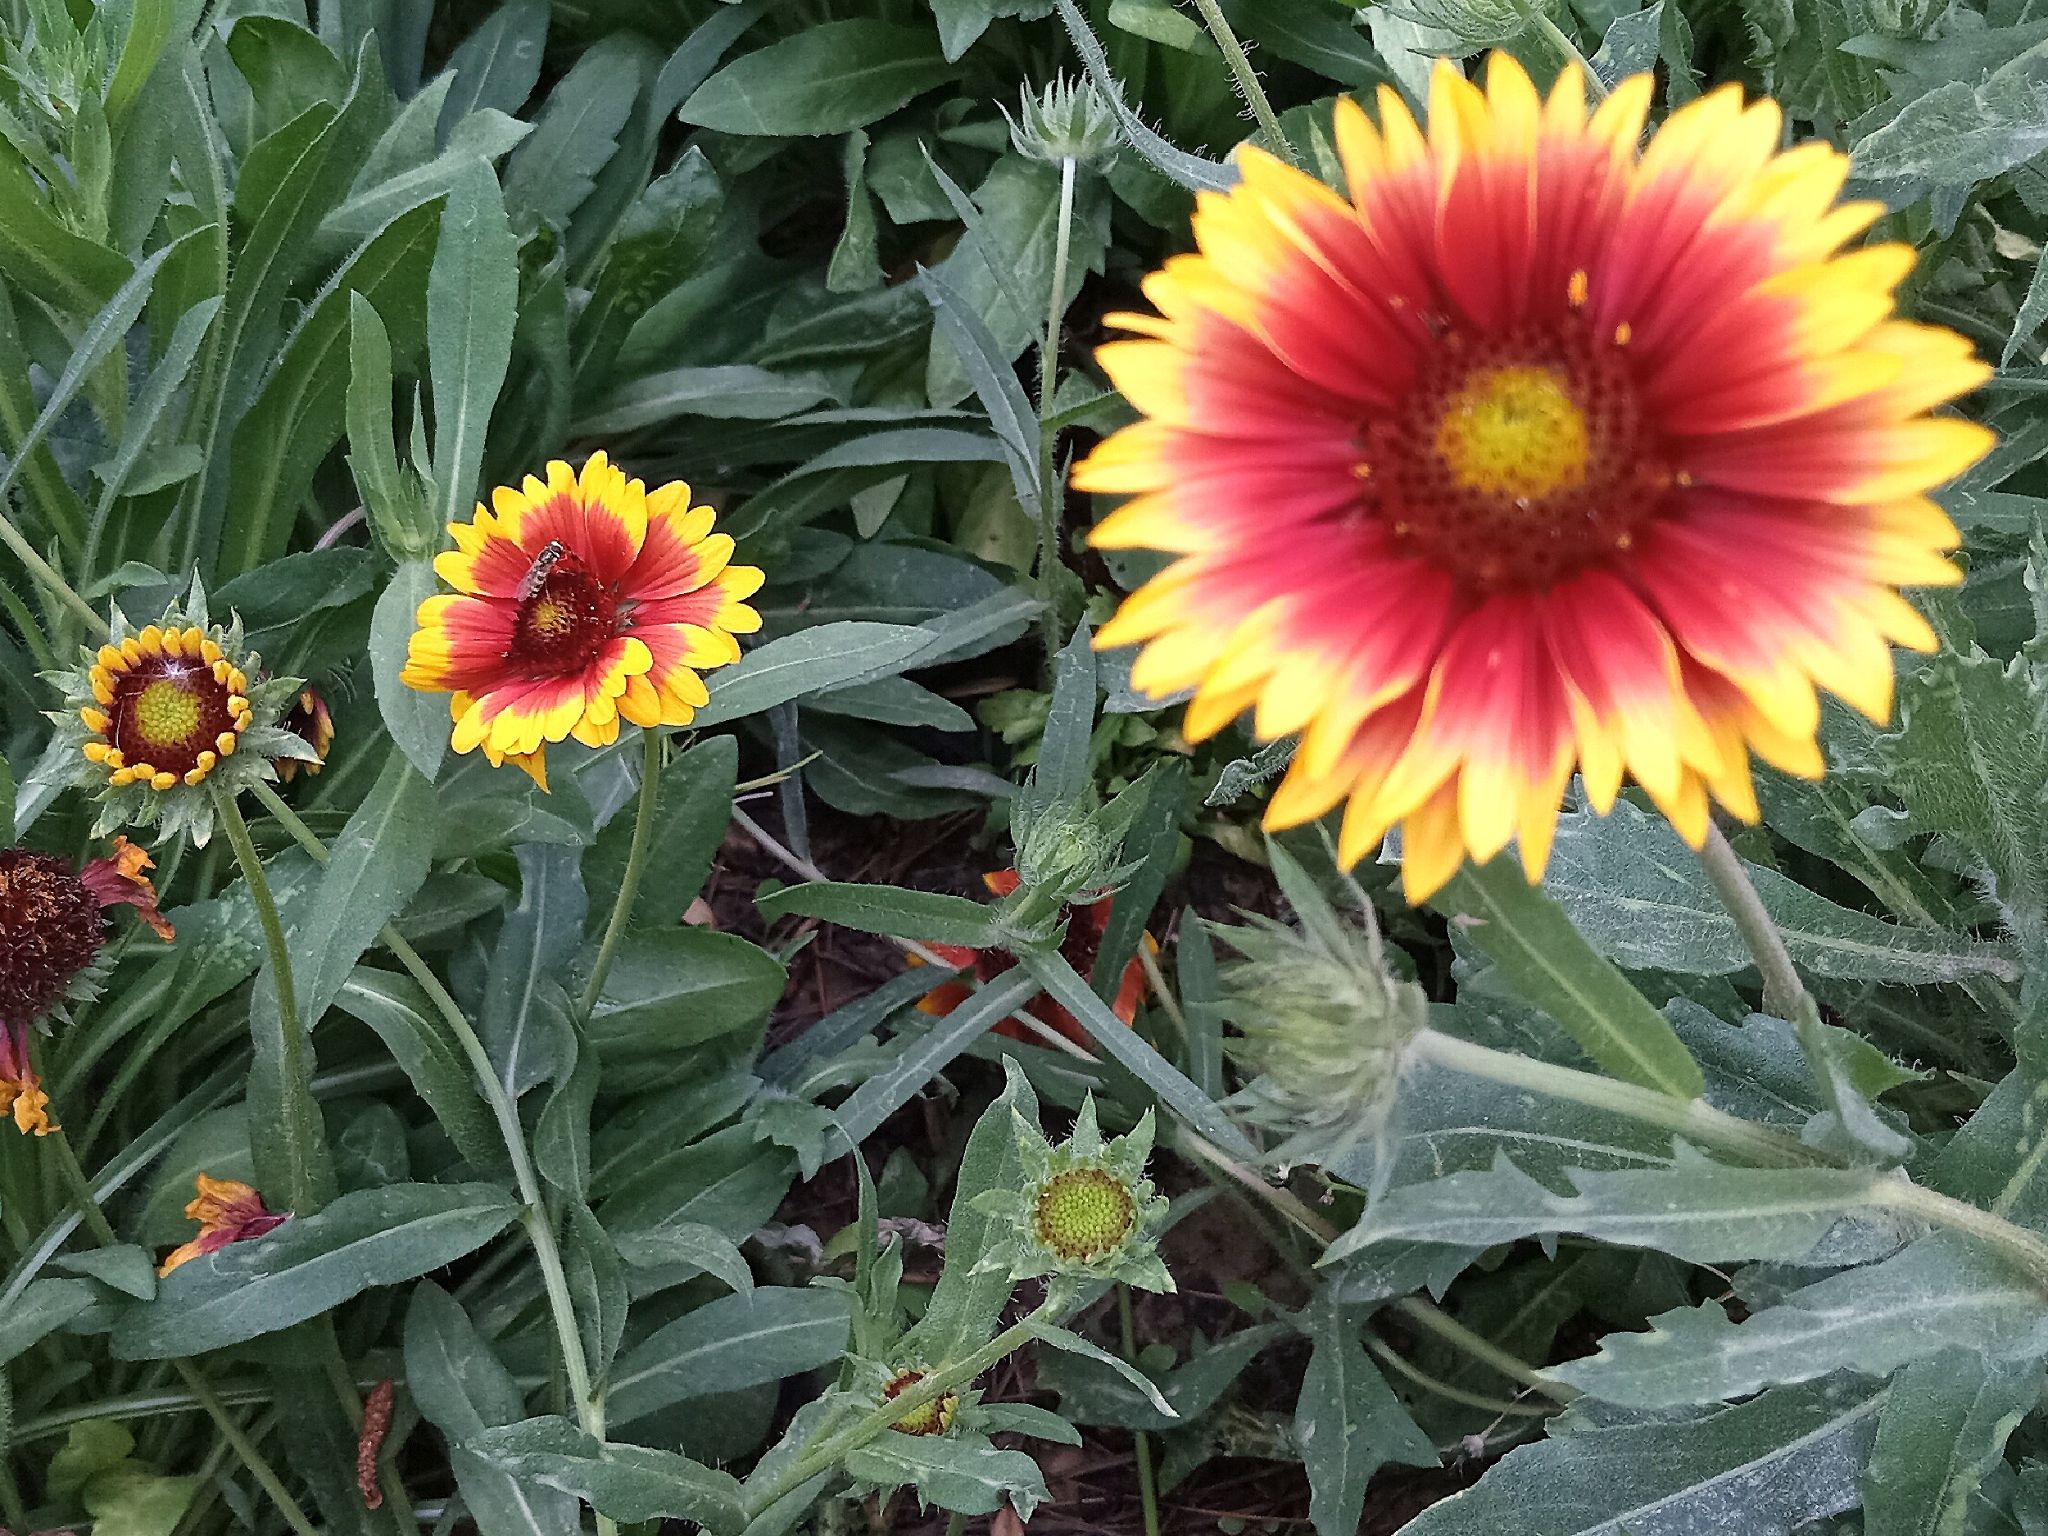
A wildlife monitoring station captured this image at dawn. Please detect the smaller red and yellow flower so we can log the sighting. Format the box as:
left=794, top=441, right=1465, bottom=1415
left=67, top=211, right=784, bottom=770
left=277, top=687, right=335, bottom=782
left=915, top=870, right=1149, bottom=1048
left=79, top=624, right=253, bottom=793
left=159, top=1173, right=289, bottom=1276
left=0, top=1025, right=52, bottom=1136
left=402, top=452, right=763, bottom=789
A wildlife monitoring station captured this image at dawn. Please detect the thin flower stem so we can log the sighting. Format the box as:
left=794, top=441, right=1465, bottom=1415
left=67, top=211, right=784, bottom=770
left=213, top=785, right=322, bottom=1216
left=1172, top=1128, right=1338, bottom=1243
left=1183, top=0, right=1300, bottom=165
left=1036, top=153, right=1078, bottom=663
left=1527, top=5, right=1610, bottom=101
left=1695, top=824, right=1807, bottom=1022
left=1364, top=1333, right=1552, bottom=1417
left=1118, top=1285, right=1163, bottom=1536
left=1391, top=1296, right=1576, bottom=1401
left=0, top=503, right=101, bottom=632
left=41, top=1121, right=322, bottom=1536
left=743, top=1288, right=1074, bottom=1519
left=245, top=783, right=612, bottom=1494
left=579, top=727, right=663, bottom=1019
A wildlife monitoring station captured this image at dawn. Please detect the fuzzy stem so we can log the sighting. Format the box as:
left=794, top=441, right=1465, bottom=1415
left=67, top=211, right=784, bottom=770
left=1528, top=5, right=1609, bottom=100
left=246, top=784, right=610, bottom=1462
left=1036, top=154, right=1079, bottom=664
left=214, top=784, right=323, bottom=1216
left=1392, top=1296, right=1575, bottom=1401
left=1184, top=0, right=1300, bottom=164
left=43, top=1121, right=321, bottom=1536
left=1695, top=824, right=1807, bottom=1022
left=1119, top=1285, right=1163, bottom=1536
left=1365, top=1334, right=1551, bottom=1417
left=0, top=503, right=101, bottom=632
left=578, top=728, right=662, bottom=1019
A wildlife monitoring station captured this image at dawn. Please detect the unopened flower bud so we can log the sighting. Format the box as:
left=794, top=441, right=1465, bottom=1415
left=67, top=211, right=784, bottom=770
left=1009, top=75, right=1121, bottom=168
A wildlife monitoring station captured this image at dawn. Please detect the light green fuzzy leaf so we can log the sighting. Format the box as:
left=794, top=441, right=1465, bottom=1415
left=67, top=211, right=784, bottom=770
left=503, top=35, right=645, bottom=227
left=335, top=968, right=499, bottom=1167
left=609, top=1287, right=853, bottom=1425
left=585, top=929, right=787, bottom=1060
left=1862, top=1349, right=2038, bottom=1536
left=846, top=1432, right=1051, bottom=1519
left=693, top=623, right=939, bottom=728
left=371, top=559, right=448, bottom=780
left=427, top=157, right=518, bottom=534
left=680, top=21, right=953, bottom=136
left=573, top=365, right=837, bottom=435
left=467, top=1417, right=745, bottom=1530
left=113, top=1183, right=520, bottom=1358
left=1551, top=1237, right=2048, bottom=1407
left=756, top=881, right=1001, bottom=947
left=1295, top=1294, right=1437, bottom=1536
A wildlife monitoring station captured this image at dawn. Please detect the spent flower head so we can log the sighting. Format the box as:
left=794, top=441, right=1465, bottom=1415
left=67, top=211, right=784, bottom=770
left=1219, top=909, right=1424, bottom=1170
left=47, top=576, right=314, bottom=846
left=1008, top=74, right=1121, bottom=167
left=974, top=1095, right=1172, bottom=1291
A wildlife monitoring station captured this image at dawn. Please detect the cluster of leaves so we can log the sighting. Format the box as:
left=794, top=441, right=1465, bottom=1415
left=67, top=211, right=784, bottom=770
left=3, top=0, right=2048, bottom=1533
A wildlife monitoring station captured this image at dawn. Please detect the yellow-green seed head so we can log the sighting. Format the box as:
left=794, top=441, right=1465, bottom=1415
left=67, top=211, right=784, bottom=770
left=1032, top=1167, right=1137, bottom=1261
left=883, top=1370, right=958, bottom=1436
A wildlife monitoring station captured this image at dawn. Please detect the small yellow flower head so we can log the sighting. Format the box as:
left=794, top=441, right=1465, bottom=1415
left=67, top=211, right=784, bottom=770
left=47, top=576, right=315, bottom=846
left=882, top=1369, right=959, bottom=1436
left=975, top=1085, right=1172, bottom=1291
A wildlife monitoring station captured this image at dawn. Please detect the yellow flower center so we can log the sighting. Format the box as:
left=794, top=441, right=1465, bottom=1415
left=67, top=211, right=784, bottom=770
left=1032, top=1167, right=1136, bottom=1261
left=1434, top=366, right=1589, bottom=501
left=134, top=678, right=202, bottom=748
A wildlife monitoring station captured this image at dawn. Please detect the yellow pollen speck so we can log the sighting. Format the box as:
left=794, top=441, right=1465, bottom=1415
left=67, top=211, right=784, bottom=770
left=1614, top=322, right=1633, bottom=347
left=1675, top=469, right=1695, bottom=486
left=1434, top=365, right=1590, bottom=501
left=1568, top=269, right=1589, bottom=307
left=134, top=679, right=202, bottom=749
left=1353, top=462, right=1373, bottom=480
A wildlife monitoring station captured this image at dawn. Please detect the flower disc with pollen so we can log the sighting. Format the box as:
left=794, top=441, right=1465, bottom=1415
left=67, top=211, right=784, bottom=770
left=80, top=626, right=250, bottom=791
left=1032, top=1167, right=1137, bottom=1261
left=0, top=850, right=106, bottom=1028
left=1080, top=54, right=1994, bottom=900
left=403, top=453, right=764, bottom=789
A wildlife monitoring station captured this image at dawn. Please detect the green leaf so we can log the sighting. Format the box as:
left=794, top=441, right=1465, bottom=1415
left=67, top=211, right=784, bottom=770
left=918, top=263, right=1041, bottom=519
left=614, top=1221, right=754, bottom=1296
left=348, top=292, right=435, bottom=558
left=503, top=35, right=645, bottom=228
left=845, top=1433, right=1050, bottom=1519
left=564, top=1204, right=630, bottom=1380
left=692, top=623, right=939, bottom=729
left=829, top=128, right=882, bottom=293
left=1096, top=759, right=1186, bottom=1000
left=572, top=365, right=838, bottom=435
left=1544, top=801, right=2019, bottom=986
left=427, top=158, right=519, bottom=534
left=372, top=560, right=449, bottom=780
left=440, top=0, right=549, bottom=127
left=92, top=294, right=221, bottom=512
left=1551, top=1237, right=2048, bottom=1407
left=0, top=137, right=131, bottom=313
left=1051, top=0, right=1234, bottom=191
left=482, top=845, right=587, bottom=1098
left=406, top=1282, right=581, bottom=1535
left=1432, top=856, right=1705, bottom=1099
left=1853, top=43, right=2048, bottom=186
left=599, top=1124, right=796, bottom=1243
left=757, top=880, right=1000, bottom=947
left=468, top=1418, right=744, bottom=1529
left=808, top=677, right=974, bottom=732
left=0, top=1279, right=95, bottom=1365
left=81, top=1467, right=200, bottom=1536
left=1397, top=1379, right=1883, bottom=1535
left=679, top=21, right=953, bottom=136
left=574, top=149, right=722, bottom=383
left=1332, top=1154, right=1896, bottom=1267
left=758, top=966, right=948, bottom=1090
left=320, top=95, right=531, bottom=254
left=224, top=196, right=439, bottom=575
left=1295, top=1294, right=1437, bottom=1536
left=1030, top=1323, right=1182, bottom=1422
left=583, top=734, right=736, bottom=931
left=51, top=1245, right=158, bottom=1302
left=585, top=929, right=787, bottom=1060
left=1862, top=1348, right=2038, bottom=1536
left=112, top=1183, right=520, bottom=1358
left=609, top=1286, right=853, bottom=1425
left=334, top=968, right=499, bottom=1168
left=1025, top=949, right=1265, bottom=1160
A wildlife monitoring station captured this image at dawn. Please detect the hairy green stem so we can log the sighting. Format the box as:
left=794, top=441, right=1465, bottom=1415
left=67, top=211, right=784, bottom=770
left=578, top=728, right=662, bottom=1019
left=1695, top=825, right=1806, bottom=1022
left=215, top=784, right=323, bottom=1215
left=1392, top=1296, right=1575, bottom=1401
left=1365, top=1334, right=1552, bottom=1418
left=743, top=1288, right=1072, bottom=1518
left=1036, top=153, right=1078, bottom=663
left=43, top=1121, right=321, bottom=1536
left=0, top=503, right=101, bottom=632
left=247, top=783, right=610, bottom=1468
left=1119, top=1285, right=1163, bottom=1536
left=1527, top=5, right=1609, bottom=100
left=1184, top=0, right=1300, bottom=164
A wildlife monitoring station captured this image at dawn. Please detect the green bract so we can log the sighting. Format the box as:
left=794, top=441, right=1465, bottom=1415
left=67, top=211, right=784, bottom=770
left=973, top=1096, right=1172, bottom=1292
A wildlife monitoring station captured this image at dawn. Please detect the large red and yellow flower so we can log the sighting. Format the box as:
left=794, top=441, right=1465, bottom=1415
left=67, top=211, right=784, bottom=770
left=402, top=453, right=763, bottom=788
left=1080, top=55, right=1993, bottom=901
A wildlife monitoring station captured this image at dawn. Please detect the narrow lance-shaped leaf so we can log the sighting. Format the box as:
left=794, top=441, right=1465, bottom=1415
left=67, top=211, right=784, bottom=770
left=427, top=158, right=519, bottom=535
